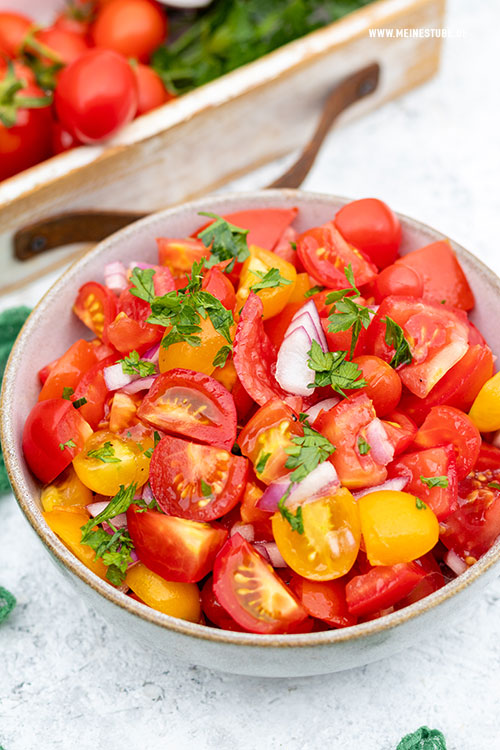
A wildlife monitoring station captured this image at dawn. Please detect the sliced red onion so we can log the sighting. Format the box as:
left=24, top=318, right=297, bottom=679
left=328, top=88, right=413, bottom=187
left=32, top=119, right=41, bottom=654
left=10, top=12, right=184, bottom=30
left=289, top=299, right=328, bottom=351
left=102, top=514, right=128, bottom=531
left=104, top=362, right=134, bottom=391
left=129, top=261, right=156, bottom=271
left=286, top=312, right=325, bottom=349
left=104, top=261, right=128, bottom=294
left=257, top=461, right=339, bottom=513
left=119, top=375, right=157, bottom=394
left=130, top=549, right=139, bottom=564
left=365, top=418, right=395, bottom=465
left=275, top=326, right=315, bottom=396
left=87, top=502, right=128, bottom=529
left=142, top=342, right=160, bottom=364
left=352, top=477, right=409, bottom=500
left=256, top=542, right=287, bottom=568
left=305, top=397, right=340, bottom=424
left=142, top=483, right=155, bottom=503
left=230, top=522, right=254, bottom=542
left=444, top=549, right=468, bottom=576
left=256, top=482, right=290, bottom=513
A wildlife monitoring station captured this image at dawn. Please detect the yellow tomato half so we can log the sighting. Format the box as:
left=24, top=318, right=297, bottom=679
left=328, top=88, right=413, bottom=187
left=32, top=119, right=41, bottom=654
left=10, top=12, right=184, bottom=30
left=469, top=371, right=500, bottom=432
left=41, top=465, right=93, bottom=512
left=236, top=245, right=296, bottom=320
left=43, top=508, right=108, bottom=579
left=272, top=488, right=361, bottom=580
left=126, top=563, right=201, bottom=622
left=73, top=430, right=150, bottom=495
left=358, top=490, right=439, bottom=566
left=159, top=316, right=235, bottom=377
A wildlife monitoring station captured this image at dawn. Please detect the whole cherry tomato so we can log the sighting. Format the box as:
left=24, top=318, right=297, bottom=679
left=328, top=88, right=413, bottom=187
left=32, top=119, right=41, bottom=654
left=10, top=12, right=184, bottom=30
left=348, top=355, right=402, bottom=416
left=52, top=121, right=80, bottom=154
left=54, top=1, right=95, bottom=37
left=132, top=62, right=174, bottom=116
left=92, top=0, right=167, bottom=62
left=0, top=12, right=33, bottom=57
left=334, top=198, right=402, bottom=270
left=31, top=27, right=90, bottom=67
left=373, top=263, right=424, bottom=303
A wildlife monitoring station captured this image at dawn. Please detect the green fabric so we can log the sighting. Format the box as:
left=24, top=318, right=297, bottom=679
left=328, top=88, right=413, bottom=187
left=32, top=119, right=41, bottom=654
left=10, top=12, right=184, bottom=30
left=397, top=727, right=447, bottom=750
left=0, top=586, right=16, bottom=624
left=0, top=306, right=32, bottom=493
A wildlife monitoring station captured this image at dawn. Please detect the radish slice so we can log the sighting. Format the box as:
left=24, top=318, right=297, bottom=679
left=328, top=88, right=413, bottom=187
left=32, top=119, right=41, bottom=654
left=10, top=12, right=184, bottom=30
left=257, top=461, right=339, bottom=513
left=365, top=418, right=395, bottom=465
left=104, top=363, right=133, bottom=391
left=444, top=549, right=468, bottom=576
left=120, top=375, right=157, bottom=394
left=230, top=522, right=254, bottom=542
left=305, top=397, right=340, bottom=424
left=352, top=477, right=409, bottom=500
left=104, top=261, right=128, bottom=294
left=275, top=326, right=314, bottom=396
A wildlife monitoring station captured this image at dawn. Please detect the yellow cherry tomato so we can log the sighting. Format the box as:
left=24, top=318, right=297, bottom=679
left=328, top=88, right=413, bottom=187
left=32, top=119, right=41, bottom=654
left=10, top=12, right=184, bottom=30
left=236, top=245, right=296, bottom=320
left=109, top=392, right=141, bottom=434
left=43, top=508, right=108, bottom=579
left=469, top=371, right=500, bottom=432
left=288, top=272, right=311, bottom=303
left=41, top=465, right=93, bottom=512
left=358, top=490, right=439, bottom=566
left=73, top=430, right=150, bottom=495
left=211, top=356, right=238, bottom=391
left=159, top=316, right=235, bottom=377
left=126, top=563, right=201, bottom=622
left=272, top=488, right=361, bottom=580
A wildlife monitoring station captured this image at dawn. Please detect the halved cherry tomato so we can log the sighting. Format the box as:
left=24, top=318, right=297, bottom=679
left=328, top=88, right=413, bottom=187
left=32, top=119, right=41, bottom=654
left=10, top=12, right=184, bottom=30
left=272, top=226, right=299, bottom=266
left=381, top=410, right=418, bottom=456
left=289, top=574, right=357, bottom=628
left=238, top=399, right=302, bottom=485
left=125, top=563, right=201, bottom=621
left=23, top=398, right=93, bottom=484
left=149, top=434, right=248, bottom=521
left=347, top=355, right=402, bottom=416
left=368, top=296, right=469, bottom=398
left=40, top=465, right=93, bottom=512
left=107, top=282, right=165, bottom=354
left=272, top=488, right=361, bottom=580
left=43, top=507, right=108, bottom=579
left=475, top=442, right=500, bottom=472
left=127, top=504, right=227, bottom=582
left=334, top=198, right=401, bottom=270
left=395, top=240, right=474, bottom=311
left=315, top=394, right=389, bottom=489
left=469, top=371, right=500, bottom=433
left=108, top=391, right=141, bottom=433
left=132, top=62, right=174, bottom=116
left=320, top=314, right=367, bottom=359
left=397, top=553, right=445, bottom=607
left=73, top=429, right=150, bottom=494
left=239, top=478, right=273, bottom=540
left=73, top=282, right=118, bottom=344
left=38, top=339, right=97, bottom=402
left=346, top=562, right=425, bottom=616
left=71, top=354, right=116, bottom=429
left=202, top=266, right=236, bottom=311
left=389, top=445, right=458, bottom=520
left=236, top=245, right=296, bottom=320
left=413, top=405, right=481, bottom=480
left=373, top=263, right=423, bottom=302
left=158, top=314, right=234, bottom=377
left=213, top=533, right=307, bottom=634
left=157, top=237, right=209, bottom=278
left=200, top=576, right=246, bottom=631
left=297, top=222, right=377, bottom=288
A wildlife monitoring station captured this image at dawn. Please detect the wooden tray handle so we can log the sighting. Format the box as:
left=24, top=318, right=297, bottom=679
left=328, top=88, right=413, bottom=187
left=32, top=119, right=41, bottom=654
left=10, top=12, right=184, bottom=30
left=13, top=62, right=379, bottom=261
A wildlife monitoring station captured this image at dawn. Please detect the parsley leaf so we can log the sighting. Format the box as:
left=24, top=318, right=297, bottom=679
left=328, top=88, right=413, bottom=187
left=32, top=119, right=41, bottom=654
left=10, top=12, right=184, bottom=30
left=59, top=439, right=76, bottom=451
left=87, top=441, right=122, bottom=464
left=420, top=475, right=449, bottom=488
left=200, top=479, right=213, bottom=497
left=255, top=452, right=271, bottom=474
left=304, top=284, right=325, bottom=298
left=129, top=267, right=156, bottom=303
left=488, top=481, right=500, bottom=490
left=144, top=430, right=162, bottom=458
left=278, top=496, right=304, bottom=535
left=307, top=340, right=366, bottom=396
left=384, top=316, right=413, bottom=369
left=119, top=350, right=156, bottom=378
left=284, top=418, right=335, bottom=484
left=249, top=267, right=292, bottom=292
left=81, top=483, right=138, bottom=542
left=213, top=344, right=232, bottom=368
left=415, top=497, right=426, bottom=510
left=197, top=213, right=249, bottom=272
left=72, top=397, right=87, bottom=409
left=357, top=436, right=371, bottom=455
left=82, top=525, right=135, bottom=586
left=326, top=265, right=371, bottom=358
left=62, top=387, right=74, bottom=400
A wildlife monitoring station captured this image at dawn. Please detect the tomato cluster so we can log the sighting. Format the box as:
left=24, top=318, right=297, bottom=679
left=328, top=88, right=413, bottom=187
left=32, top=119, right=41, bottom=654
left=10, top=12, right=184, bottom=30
left=24, top=200, right=500, bottom=634
left=0, top=1, right=173, bottom=181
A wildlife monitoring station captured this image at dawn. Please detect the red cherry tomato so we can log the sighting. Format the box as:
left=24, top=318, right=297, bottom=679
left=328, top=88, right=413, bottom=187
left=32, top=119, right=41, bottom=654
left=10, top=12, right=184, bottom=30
left=381, top=410, right=417, bottom=456
left=127, top=504, right=227, bottom=582
left=55, top=49, right=138, bottom=144
left=73, top=281, right=118, bottom=343
left=413, top=405, right=481, bottom=480
left=92, top=0, right=167, bottom=63
left=346, top=562, right=425, bottom=617
left=348, top=355, right=402, bottom=416
left=71, top=354, right=116, bottom=429
left=138, top=369, right=237, bottom=450
left=373, top=263, right=424, bottom=303
left=52, top=121, right=80, bottom=154
left=389, top=445, right=458, bottom=520
left=200, top=576, right=246, bottom=631
left=289, top=575, right=357, bottom=628
left=22, top=398, right=93, bottom=484
left=32, top=27, right=89, bottom=66
left=132, top=62, right=173, bottom=116
left=38, top=339, right=98, bottom=402
left=156, top=237, right=209, bottom=278
left=0, top=12, right=33, bottom=57
left=320, top=314, right=367, bottom=359
left=54, top=2, right=94, bottom=37
left=213, top=534, right=308, bottom=634
left=149, top=434, right=248, bottom=521
left=201, top=267, right=236, bottom=311
left=334, top=198, right=402, bottom=270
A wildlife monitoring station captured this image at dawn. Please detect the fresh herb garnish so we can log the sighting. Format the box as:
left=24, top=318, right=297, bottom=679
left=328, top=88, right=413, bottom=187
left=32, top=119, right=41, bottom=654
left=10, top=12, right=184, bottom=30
left=62, top=387, right=74, bottom=400
left=488, top=481, right=500, bottom=490
left=384, top=316, right=413, bottom=369
left=81, top=484, right=138, bottom=542
left=119, top=350, right=156, bottom=378
left=72, top=397, right=87, bottom=409
left=213, top=344, right=233, bottom=368
left=415, top=497, right=426, bottom=510
left=289, top=242, right=297, bottom=251
left=278, top=496, right=304, bottom=535
left=357, top=436, right=371, bottom=455
left=307, top=339, right=366, bottom=396
left=326, top=265, right=372, bottom=358
left=284, top=417, right=335, bottom=484
left=197, top=213, right=250, bottom=272
left=200, top=479, right=213, bottom=497
left=87, top=441, right=121, bottom=464
left=249, top=267, right=292, bottom=292
left=420, top=475, right=449, bottom=488
left=59, top=439, right=76, bottom=451
left=255, top=452, right=271, bottom=474
left=82, top=525, right=135, bottom=586
left=304, top=284, right=325, bottom=298
left=129, top=267, right=156, bottom=303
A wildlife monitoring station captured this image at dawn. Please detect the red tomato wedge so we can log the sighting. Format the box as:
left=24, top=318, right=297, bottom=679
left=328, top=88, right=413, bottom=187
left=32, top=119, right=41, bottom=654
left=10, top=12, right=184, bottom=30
left=289, top=575, right=357, bottom=628
left=38, top=339, right=97, bottom=402
left=373, top=263, right=424, bottom=302
left=138, top=369, right=237, bottom=450
left=201, top=267, right=236, bottom=311
left=71, top=354, right=116, bottom=429
left=22, top=398, right=93, bottom=484
left=413, top=405, right=481, bottom=480
left=389, top=445, right=458, bottom=520
left=396, top=240, right=475, bottom=311
left=381, top=410, right=418, bottom=457
left=157, top=237, right=209, bottom=278
left=346, top=562, right=425, bottom=617
left=296, top=222, right=377, bottom=288
left=320, top=315, right=367, bottom=359
left=368, top=296, right=470, bottom=398
left=73, top=282, right=118, bottom=344
left=334, top=198, right=402, bottom=270
left=127, top=505, right=227, bottom=583
left=475, top=442, right=500, bottom=471
left=233, top=292, right=301, bottom=411
left=396, top=553, right=445, bottom=607
left=194, top=208, right=298, bottom=252
left=213, top=534, right=307, bottom=634
left=201, top=577, right=246, bottom=631
left=149, top=435, right=248, bottom=521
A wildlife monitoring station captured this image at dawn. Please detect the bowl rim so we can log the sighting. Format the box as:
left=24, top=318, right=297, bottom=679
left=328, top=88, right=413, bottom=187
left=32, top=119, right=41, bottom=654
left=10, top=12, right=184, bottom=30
left=3, top=187, right=500, bottom=649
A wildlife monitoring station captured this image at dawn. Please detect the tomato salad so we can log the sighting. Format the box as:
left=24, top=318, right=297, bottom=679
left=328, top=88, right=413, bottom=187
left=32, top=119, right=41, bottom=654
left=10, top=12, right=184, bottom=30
left=22, top=199, right=500, bottom=634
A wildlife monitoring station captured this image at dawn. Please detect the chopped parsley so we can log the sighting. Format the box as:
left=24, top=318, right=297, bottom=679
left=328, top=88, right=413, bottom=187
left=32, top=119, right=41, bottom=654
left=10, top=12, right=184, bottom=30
left=81, top=484, right=138, bottom=542
left=143, top=432, right=161, bottom=459
left=72, top=397, right=87, bottom=409
left=415, top=497, right=426, bottom=510
left=213, top=344, right=233, bottom=368
left=87, top=441, right=121, bottom=464
left=488, top=481, right=500, bottom=490
left=289, top=242, right=297, bottom=251
left=200, top=479, right=213, bottom=497
left=249, top=267, right=292, bottom=292
left=357, top=436, right=371, bottom=455
left=59, top=439, right=76, bottom=451
left=255, top=452, right=271, bottom=474
left=129, top=266, right=156, bottom=303
left=384, top=316, right=413, bottom=369
left=197, top=213, right=250, bottom=272
left=284, top=418, right=335, bottom=484
left=420, top=475, right=449, bottom=488
left=304, top=284, right=325, bottom=298
left=278, top=496, right=304, bottom=535
left=326, top=265, right=372, bottom=358
left=119, top=350, right=156, bottom=378
left=82, top=525, right=135, bottom=586
left=62, top=387, right=74, bottom=400
left=307, top=339, right=366, bottom=396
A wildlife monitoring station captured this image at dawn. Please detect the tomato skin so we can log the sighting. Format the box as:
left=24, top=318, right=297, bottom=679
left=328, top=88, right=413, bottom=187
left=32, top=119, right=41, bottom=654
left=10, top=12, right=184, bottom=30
left=395, top=240, right=474, bottom=311
left=346, top=562, right=425, bottom=617
left=127, top=505, right=227, bottom=582
left=200, top=576, right=246, bottom=631
left=55, top=49, right=138, bottom=144
left=475, top=442, right=500, bottom=472
left=38, top=339, right=97, bottom=402
left=71, top=354, right=116, bottom=429
left=138, top=368, right=237, bottom=450
left=272, top=226, right=299, bottom=266
left=73, top=282, right=118, bottom=343
left=373, top=263, right=423, bottom=302
left=396, top=553, right=445, bottom=607
left=126, top=562, right=201, bottom=622
left=264, top=273, right=311, bottom=348
left=201, top=266, right=236, bottom=311
left=52, top=121, right=80, bottom=154
left=32, top=27, right=90, bottom=66
left=289, top=575, right=357, bottom=628
left=239, top=478, right=274, bottom=539
left=92, top=0, right=167, bottom=62
left=0, top=12, right=33, bottom=57
left=213, top=534, right=307, bottom=634
left=22, top=398, right=93, bottom=484
left=195, top=209, right=298, bottom=254
left=41, top=465, right=93, bottom=512
left=381, top=410, right=418, bottom=457
left=133, top=62, right=173, bottom=115
left=43, top=507, right=108, bottom=580
left=108, top=278, right=170, bottom=353
left=156, top=237, right=209, bottom=277
left=414, top=405, right=481, bottom=480
left=320, top=315, right=367, bottom=359
left=334, top=198, right=401, bottom=270
left=73, top=429, right=150, bottom=494
left=348, top=355, right=402, bottom=416
left=236, top=245, right=297, bottom=320
left=149, top=434, right=248, bottom=521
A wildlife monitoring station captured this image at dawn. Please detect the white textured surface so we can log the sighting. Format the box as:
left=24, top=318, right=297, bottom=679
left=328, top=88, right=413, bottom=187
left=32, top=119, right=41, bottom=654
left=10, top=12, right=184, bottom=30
left=1, top=0, right=500, bottom=747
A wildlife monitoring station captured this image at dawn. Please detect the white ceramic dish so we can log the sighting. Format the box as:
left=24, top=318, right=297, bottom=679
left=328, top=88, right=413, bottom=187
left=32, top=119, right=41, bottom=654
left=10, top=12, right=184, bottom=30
left=3, top=189, right=499, bottom=678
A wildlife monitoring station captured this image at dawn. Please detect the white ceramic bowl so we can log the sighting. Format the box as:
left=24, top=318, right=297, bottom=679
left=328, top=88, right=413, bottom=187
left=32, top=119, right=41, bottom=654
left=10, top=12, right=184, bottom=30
left=3, top=189, right=500, bottom=677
